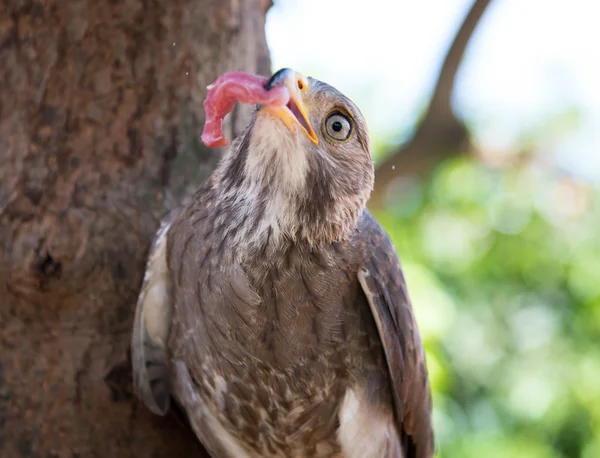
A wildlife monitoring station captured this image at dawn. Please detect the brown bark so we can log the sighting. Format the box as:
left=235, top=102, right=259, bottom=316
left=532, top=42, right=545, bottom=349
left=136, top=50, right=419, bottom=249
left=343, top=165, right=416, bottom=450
left=369, top=0, right=492, bottom=210
left=0, top=0, right=271, bottom=456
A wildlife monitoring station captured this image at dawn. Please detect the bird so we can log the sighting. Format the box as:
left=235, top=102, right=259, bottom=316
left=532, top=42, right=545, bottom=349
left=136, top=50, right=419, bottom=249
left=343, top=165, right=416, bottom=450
left=132, top=68, right=434, bottom=458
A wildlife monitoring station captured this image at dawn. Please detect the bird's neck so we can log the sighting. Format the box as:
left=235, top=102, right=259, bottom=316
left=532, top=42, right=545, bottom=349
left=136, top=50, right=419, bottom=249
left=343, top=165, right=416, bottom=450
left=211, top=126, right=363, bottom=257
left=210, top=180, right=361, bottom=259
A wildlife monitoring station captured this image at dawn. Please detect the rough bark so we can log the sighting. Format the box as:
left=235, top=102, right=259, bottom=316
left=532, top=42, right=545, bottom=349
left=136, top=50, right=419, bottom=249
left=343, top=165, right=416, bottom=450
left=0, top=0, right=272, bottom=456
left=369, top=0, right=492, bottom=210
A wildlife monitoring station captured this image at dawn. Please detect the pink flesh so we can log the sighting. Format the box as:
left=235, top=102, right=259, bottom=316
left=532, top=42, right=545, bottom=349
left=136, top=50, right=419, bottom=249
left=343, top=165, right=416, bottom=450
left=201, top=72, right=291, bottom=147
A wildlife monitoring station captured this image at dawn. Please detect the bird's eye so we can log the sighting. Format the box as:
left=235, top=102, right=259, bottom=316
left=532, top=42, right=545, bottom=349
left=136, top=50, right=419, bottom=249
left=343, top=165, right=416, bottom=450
left=324, top=113, right=352, bottom=141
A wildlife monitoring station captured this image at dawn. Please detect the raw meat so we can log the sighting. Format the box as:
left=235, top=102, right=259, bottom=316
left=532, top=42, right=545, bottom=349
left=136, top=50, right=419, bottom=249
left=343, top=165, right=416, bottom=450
left=201, top=72, right=290, bottom=147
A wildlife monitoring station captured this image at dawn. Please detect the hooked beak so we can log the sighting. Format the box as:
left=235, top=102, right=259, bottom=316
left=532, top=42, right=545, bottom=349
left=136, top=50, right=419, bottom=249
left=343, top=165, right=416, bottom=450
left=262, top=69, right=319, bottom=145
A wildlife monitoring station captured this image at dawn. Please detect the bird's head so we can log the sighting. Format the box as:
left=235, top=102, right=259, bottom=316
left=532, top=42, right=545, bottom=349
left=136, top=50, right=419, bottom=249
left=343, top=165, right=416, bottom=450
left=216, top=68, right=374, bottom=248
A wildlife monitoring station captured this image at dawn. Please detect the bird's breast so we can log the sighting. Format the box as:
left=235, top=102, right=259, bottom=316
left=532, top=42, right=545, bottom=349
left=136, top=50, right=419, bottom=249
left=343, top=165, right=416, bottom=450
left=170, top=236, right=387, bottom=456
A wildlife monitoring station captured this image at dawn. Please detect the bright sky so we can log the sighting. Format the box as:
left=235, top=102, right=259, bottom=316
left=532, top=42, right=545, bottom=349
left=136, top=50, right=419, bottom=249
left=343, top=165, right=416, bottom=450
left=266, top=0, right=600, bottom=180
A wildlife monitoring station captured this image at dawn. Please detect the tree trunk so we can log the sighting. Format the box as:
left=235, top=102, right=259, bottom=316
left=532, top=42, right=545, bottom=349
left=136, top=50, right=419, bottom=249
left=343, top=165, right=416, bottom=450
left=0, top=0, right=271, bottom=456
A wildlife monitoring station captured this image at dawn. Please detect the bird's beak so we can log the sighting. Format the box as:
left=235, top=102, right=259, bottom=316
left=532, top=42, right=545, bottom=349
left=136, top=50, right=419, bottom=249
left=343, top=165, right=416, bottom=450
left=262, top=69, right=319, bottom=145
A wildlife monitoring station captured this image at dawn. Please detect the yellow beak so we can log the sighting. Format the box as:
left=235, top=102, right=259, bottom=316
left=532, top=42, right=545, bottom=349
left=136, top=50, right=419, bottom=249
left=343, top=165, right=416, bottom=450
left=262, top=71, right=319, bottom=145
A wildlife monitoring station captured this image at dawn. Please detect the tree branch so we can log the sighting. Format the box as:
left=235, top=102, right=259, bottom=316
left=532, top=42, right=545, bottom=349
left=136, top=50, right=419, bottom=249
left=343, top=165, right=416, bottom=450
left=370, top=0, right=493, bottom=211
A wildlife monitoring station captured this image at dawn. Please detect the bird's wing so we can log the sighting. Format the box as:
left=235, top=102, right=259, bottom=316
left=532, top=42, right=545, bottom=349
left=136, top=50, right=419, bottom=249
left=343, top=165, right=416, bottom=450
left=357, top=212, right=434, bottom=458
left=131, top=213, right=177, bottom=416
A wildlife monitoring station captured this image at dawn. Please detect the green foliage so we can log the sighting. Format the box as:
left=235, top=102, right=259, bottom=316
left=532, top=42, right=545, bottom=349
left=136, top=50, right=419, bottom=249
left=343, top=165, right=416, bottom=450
left=375, top=157, right=599, bottom=457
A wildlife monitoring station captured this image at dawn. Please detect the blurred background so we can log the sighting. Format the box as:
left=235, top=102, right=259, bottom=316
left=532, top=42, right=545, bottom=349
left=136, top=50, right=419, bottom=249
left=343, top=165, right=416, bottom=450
left=268, top=1, right=599, bottom=457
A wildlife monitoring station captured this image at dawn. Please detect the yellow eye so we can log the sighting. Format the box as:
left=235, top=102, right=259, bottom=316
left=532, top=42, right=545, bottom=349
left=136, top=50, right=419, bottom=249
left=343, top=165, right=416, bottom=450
left=324, top=112, right=352, bottom=141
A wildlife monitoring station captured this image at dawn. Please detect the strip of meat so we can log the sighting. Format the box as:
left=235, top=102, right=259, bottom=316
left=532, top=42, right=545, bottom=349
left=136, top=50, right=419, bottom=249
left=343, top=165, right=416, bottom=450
left=201, top=72, right=290, bottom=147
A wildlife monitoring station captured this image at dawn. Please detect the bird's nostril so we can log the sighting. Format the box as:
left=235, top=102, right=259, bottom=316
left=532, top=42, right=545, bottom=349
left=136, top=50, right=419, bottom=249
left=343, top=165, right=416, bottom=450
left=297, top=79, right=304, bottom=91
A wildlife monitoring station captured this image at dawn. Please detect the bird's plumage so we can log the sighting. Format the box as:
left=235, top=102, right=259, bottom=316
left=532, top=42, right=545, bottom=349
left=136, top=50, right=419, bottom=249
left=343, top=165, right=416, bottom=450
left=132, top=70, right=434, bottom=457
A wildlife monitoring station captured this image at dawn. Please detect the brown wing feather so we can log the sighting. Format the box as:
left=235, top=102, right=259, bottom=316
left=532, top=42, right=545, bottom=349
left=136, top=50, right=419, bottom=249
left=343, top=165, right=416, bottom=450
left=357, top=212, right=434, bottom=458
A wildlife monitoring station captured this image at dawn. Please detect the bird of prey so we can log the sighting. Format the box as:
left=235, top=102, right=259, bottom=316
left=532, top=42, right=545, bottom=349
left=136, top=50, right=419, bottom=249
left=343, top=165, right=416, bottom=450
left=132, top=68, right=434, bottom=458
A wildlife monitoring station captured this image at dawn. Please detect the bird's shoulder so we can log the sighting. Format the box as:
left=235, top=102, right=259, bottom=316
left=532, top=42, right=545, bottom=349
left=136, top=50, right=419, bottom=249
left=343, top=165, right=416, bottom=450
left=165, top=180, right=225, bottom=277
left=349, top=209, right=399, bottom=262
